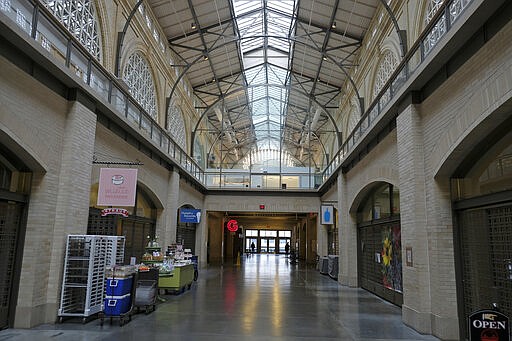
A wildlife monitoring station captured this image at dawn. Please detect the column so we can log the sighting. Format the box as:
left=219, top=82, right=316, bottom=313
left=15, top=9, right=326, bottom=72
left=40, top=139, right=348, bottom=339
left=162, top=168, right=179, bottom=247
left=46, top=100, right=97, bottom=323
left=337, top=171, right=358, bottom=287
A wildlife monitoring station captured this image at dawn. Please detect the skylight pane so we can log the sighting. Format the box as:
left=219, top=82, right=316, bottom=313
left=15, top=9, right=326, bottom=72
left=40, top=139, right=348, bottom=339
left=232, top=0, right=296, bottom=169
left=233, top=0, right=263, bottom=16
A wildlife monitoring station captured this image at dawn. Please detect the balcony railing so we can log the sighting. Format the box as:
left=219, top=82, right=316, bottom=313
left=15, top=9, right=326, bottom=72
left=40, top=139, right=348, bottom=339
left=322, top=0, right=473, bottom=183
left=0, top=0, right=205, bottom=184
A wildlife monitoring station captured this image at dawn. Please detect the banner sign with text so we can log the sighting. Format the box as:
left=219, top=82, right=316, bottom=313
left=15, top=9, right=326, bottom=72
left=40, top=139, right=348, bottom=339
left=97, top=168, right=138, bottom=207
left=179, top=208, right=201, bottom=223
left=101, top=208, right=129, bottom=217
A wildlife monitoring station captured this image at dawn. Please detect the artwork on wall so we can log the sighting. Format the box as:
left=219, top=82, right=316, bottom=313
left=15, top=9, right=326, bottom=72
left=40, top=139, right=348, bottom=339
left=381, top=224, right=402, bottom=292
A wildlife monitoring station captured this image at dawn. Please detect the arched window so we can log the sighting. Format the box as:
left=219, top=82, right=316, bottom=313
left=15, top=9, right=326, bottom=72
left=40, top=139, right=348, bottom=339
left=40, top=0, right=101, bottom=60
left=123, top=52, right=157, bottom=119
left=167, top=100, right=187, bottom=150
left=373, top=50, right=398, bottom=102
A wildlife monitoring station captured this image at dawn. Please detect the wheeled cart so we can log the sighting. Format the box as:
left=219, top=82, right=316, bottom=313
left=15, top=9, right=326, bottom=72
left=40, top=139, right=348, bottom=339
left=99, top=271, right=136, bottom=326
left=134, top=280, right=157, bottom=314
left=58, top=235, right=125, bottom=323
left=158, top=264, right=194, bottom=294
left=134, top=268, right=158, bottom=314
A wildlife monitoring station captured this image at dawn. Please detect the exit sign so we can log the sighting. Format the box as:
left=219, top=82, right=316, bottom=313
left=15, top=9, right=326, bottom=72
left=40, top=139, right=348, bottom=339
left=259, top=204, right=265, bottom=210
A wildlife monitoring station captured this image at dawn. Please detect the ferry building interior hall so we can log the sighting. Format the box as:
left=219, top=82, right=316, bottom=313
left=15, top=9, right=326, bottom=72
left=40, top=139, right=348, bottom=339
left=0, top=0, right=511, bottom=340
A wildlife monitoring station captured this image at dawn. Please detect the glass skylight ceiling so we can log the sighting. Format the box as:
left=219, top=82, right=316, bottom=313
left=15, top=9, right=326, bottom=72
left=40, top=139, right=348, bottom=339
left=233, top=0, right=297, bottom=168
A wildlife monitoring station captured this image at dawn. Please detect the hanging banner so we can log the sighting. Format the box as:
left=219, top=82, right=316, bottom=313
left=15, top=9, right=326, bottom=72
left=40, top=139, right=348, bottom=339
left=97, top=168, right=138, bottom=206
left=321, top=205, right=334, bottom=224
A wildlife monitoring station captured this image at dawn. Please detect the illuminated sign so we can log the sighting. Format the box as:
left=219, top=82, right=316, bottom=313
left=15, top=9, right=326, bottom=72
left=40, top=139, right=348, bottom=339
left=227, top=219, right=239, bottom=232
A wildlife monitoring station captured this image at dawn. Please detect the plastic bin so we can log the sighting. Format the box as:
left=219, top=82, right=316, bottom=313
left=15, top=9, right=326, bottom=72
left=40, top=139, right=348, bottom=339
left=103, top=294, right=132, bottom=316
left=105, top=277, right=133, bottom=296
left=134, top=280, right=157, bottom=313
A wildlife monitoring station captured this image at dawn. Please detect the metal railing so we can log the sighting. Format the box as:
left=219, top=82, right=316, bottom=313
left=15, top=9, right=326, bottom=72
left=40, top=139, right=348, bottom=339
left=1, top=0, right=473, bottom=190
left=0, top=0, right=205, bottom=184
left=322, top=0, right=473, bottom=182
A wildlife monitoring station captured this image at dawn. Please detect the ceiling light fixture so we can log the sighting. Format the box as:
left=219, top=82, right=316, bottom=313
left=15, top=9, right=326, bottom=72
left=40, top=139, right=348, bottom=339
left=331, top=21, right=336, bottom=29
left=203, top=54, right=209, bottom=61
left=191, top=22, right=197, bottom=29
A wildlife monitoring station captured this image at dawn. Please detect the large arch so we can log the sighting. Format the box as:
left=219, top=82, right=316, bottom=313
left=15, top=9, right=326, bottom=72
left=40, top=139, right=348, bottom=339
left=0, top=124, right=47, bottom=172
left=433, top=98, right=512, bottom=179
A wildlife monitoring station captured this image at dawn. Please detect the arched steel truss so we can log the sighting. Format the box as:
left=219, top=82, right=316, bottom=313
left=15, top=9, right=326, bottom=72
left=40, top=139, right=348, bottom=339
left=113, top=0, right=406, bottom=171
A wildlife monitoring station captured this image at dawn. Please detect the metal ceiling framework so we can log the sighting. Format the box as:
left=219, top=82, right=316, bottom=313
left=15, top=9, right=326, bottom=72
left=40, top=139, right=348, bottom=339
left=146, top=0, right=397, bottom=171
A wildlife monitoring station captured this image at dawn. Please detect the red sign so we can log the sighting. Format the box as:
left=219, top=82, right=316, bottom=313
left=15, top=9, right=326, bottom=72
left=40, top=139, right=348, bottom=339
left=259, top=205, right=265, bottom=210
left=227, top=219, right=238, bottom=232
left=101, top=208, right=129, bottom=217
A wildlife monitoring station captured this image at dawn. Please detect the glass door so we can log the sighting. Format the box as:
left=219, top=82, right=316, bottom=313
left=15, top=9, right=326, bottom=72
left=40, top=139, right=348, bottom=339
left=261, top=238, right=276, bottom=253
left=246, top=237, right=258, bottom=253
left=279, top=238, right=291, bottom=254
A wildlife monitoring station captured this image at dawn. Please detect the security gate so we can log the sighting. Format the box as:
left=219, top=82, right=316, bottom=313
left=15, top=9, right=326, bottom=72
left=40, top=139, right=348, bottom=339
left=457, top=201, right=512, bottom=339
left=0, top=201, right=24, bottom=330
left=358, top=220, right=403, bottom=306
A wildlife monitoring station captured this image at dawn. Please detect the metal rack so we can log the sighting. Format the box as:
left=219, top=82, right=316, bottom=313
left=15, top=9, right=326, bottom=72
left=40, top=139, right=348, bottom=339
left=58, top=235, right=125, bottom=323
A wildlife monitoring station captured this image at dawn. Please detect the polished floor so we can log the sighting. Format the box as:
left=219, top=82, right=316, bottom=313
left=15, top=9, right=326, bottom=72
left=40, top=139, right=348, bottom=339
left=0, top=254, right=439, bottom=341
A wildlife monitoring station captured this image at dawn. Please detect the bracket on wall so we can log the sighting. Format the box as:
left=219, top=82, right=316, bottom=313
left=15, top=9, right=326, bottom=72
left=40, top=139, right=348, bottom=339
left=92, top=156, right=143, bottom=166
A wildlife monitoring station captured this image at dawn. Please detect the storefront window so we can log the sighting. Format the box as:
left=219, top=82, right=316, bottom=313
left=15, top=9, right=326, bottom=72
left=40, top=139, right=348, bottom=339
left=358, top=182, right=399, bottom=223
left=452, top=135, right=512, bottom=200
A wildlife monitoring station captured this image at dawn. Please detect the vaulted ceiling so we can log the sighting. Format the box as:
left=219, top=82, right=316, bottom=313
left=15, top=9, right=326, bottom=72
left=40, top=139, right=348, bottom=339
left=147, top=0, right=380, bottom=170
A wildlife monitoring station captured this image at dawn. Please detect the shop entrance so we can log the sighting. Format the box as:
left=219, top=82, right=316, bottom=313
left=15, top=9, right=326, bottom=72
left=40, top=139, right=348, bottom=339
left=88, top=183, right=157, bottom=263
left=0, top=201, right=24, bottom=330
left=357, top=183, right=402, bottom=306
left=0, top=154, right=31, bottom=330
left=451, top=130, right=512, bottom=339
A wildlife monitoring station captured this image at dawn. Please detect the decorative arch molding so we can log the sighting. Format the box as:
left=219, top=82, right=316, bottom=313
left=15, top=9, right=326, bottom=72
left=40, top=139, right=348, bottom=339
left=433, top=105, right=512, bottom=179
left=0, top=124, right=47, bottom=172
left=167, top=98, right=188, bottom=151
left=413, top=1, right=430, bottom=39
left=379, top=36, right=402, bottom=63
left=370, top=48, right=399, bottom=102
left=348, top=179, right=400, bottom=214
left=136, top=181, right=164, bottom=209
left=344, top=98, right=361, bottom=141
left=93, top=1, right=112, bottom=71
left=378, top=0, right=407, bottom=57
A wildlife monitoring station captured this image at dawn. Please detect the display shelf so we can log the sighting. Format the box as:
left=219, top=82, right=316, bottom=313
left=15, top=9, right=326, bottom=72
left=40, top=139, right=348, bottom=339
left=158, top=264, right=194, bottom=294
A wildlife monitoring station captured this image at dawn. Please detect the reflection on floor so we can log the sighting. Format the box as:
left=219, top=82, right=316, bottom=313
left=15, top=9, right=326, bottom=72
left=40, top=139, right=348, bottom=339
left=0, top=254, right=440, bottom=340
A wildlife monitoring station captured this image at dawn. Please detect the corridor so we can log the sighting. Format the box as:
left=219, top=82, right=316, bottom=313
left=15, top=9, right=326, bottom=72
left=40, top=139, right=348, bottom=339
left=0, top=255, right=439, bottom=341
